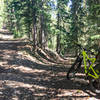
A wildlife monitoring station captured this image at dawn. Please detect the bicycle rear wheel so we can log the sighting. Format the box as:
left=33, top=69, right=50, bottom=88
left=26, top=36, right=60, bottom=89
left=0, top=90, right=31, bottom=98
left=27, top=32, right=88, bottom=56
left=67, top=57, right=82, bottom=80
left=89, top=64, right=100, bottom=94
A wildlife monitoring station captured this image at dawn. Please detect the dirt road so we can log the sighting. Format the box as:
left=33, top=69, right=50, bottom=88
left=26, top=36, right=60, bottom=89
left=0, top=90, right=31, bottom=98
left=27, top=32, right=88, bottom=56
left=0, top=29, right=99, bottom=100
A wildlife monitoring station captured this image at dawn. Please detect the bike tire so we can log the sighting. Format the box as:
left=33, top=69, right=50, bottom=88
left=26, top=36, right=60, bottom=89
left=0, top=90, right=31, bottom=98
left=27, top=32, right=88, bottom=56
left=89, top=64, right=100, bottom=94
left=67, top=58, right=82, bottom=80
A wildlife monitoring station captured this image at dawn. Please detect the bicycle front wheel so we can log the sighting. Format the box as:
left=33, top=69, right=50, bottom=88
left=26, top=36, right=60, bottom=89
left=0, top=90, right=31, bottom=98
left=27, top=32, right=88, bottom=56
left=67, top=58, right=82, bottom=80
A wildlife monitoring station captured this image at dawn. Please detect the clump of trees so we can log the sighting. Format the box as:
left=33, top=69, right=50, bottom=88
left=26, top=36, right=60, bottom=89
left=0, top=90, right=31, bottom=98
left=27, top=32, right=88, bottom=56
left=0, top=0, right=5, bottom=28
left=1, top=0, right=100, bottom=55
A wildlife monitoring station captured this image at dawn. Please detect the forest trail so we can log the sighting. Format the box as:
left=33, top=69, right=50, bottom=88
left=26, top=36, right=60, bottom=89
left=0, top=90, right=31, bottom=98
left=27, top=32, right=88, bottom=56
left=0, top=29, right=99, bottom=100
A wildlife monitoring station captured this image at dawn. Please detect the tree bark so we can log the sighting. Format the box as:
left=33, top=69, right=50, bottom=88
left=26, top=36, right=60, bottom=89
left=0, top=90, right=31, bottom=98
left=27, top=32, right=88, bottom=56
left=56, top=1, right=61, bottom=54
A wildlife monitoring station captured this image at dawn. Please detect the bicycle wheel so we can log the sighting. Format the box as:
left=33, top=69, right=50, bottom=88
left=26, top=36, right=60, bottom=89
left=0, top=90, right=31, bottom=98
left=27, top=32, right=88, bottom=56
left=67, top=57, right=82, bottom=80
left=89, top=64, right=100, bottom=94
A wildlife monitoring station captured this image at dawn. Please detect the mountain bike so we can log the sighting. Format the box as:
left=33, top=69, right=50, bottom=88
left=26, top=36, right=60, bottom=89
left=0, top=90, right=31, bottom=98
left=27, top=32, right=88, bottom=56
left=67, top=42, right=100, bottom=94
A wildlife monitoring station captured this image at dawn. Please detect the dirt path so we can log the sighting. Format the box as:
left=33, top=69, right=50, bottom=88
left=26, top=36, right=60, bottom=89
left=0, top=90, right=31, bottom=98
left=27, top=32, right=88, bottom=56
left=0, top=29, right=99, bottom=100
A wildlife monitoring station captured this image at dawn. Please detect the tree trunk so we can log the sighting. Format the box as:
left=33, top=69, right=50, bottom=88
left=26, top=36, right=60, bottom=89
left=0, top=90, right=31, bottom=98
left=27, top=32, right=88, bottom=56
left=56, top=34, right=61, bottom=54
left=31, top=0, right=37, bottom=51
left=39, top=1, right=44, bottom=48
left=56, top=0, right=61, bottom=54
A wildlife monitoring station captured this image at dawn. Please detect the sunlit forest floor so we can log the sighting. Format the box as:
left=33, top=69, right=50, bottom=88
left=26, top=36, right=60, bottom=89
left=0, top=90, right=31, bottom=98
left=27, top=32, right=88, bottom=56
left=0, top=29, right=99, bottom=100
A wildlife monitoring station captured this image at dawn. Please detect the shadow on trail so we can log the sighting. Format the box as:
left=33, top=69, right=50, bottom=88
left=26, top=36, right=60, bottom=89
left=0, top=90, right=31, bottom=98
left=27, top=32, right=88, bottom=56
left=0, top=30, right=12, bottom=35
left=0, top=31, right=99, bottom=100
left=0, top=65, right=99, bottom=100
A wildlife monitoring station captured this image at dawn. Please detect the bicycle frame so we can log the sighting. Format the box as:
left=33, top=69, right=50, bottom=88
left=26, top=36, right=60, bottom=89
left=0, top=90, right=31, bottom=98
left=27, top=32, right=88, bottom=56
left=82, top=50, right=99, bottom=79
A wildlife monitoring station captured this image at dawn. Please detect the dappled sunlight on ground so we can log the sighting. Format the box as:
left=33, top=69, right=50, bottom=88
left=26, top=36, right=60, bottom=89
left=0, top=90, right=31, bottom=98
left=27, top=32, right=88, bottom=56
left=0, top=29, right=100, bottom=100
left=0, top=29, right=13, bottom=40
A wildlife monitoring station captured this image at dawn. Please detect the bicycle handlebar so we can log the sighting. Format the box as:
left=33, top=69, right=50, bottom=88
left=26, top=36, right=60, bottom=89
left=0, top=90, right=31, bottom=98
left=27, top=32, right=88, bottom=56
left=74, top=41, right=96, bottom=55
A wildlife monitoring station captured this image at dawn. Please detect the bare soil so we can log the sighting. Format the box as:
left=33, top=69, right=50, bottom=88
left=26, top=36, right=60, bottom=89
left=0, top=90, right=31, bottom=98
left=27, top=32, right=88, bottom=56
left=0, top=29, right=100, bottom=100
